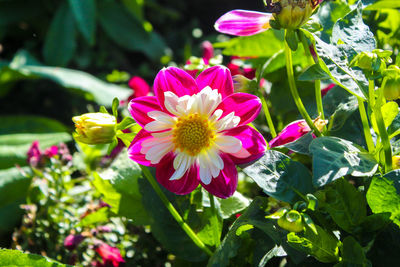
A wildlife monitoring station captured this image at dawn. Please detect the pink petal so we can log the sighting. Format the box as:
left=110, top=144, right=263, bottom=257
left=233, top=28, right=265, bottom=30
left=201, top=154, right=237, bottom=199
left=128, top=76, right=151, bottom=98
left=127, top=130, right=154, bottom=166
left=217, top=92, right=261, bottom=126
left=269, top=120, right=311, bottom=148
left=154, top=67, right=199, bottom=111
left=196, top=65, right=234, bottom=99
left=156, top=153, right=200, bottom=195
left=201, top=41, right=214, bottom=64
left=224, top=125, right=266, bottom=165
left=214, top=9, right=272, bottom=36
left=128, top=96, right=164, bottom=127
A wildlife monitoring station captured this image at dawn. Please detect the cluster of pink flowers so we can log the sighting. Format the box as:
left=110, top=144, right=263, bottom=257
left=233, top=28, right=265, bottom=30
left=27, top=141, right=71, bottom=167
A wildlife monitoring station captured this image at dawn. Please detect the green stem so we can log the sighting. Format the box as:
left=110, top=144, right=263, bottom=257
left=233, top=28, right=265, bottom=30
left=140, top=165, right=213, bottom=256
left=208, top=192, right=220, bottom=246
left=357, top=97, right=375, bottom=153
left=372, top=79, right=392, bottom=172
left=284, top=31, right=321, bottom=137
left=256, top=90, right=277, bottom=138
left=369, top=79, right=375, bottom=110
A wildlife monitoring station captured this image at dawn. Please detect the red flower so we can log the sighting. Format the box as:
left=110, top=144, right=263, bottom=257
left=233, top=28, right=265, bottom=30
left=96, top=242, right=125, bottom=267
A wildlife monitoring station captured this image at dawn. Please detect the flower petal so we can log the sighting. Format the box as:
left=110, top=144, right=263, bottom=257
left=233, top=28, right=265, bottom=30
left=216, top=92, right=261, bottom=126
left=196, top=66, right=234, bottom=99
left=128, top=130, right=154, bottom=166
left=224, top=125, right=266, bottom=165
left=214, top=9, right=272, bottom=36
left=128, top=96, right=163, bottom=127
left=156, top=153, right=200, bottom=195
left=269, top=120, right=310, bottom=148
left=154, top=67, right=199, bottom=111
left=201, top=153, right=237, bottom=199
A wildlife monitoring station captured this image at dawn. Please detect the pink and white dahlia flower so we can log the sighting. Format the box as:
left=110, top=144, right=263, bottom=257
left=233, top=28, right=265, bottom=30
left=128, top=66, right=266, bottom=198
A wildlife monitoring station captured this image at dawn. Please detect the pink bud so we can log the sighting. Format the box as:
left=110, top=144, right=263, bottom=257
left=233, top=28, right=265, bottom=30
left=64, top=234, right=85, bottom=250
left=201, top=41, right=214, bottom=65
left=27, top=141, right=42, bottom=167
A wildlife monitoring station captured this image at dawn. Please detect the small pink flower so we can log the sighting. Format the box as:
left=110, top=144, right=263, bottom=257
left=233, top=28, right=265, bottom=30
left=27, top=141, right=42, bottom=167
left=64, top=234, right=85, bottom=250
left=44, top=145, right=58, bottom=158
left=96, top=242, right=125, bottom=267
left=215, top=10, right=273, bottom=36
left=128, top=66, right=266, bottom=198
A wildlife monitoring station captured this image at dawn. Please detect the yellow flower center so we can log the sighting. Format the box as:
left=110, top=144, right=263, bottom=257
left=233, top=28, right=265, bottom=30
left=172, top=113, right=215, bottom=156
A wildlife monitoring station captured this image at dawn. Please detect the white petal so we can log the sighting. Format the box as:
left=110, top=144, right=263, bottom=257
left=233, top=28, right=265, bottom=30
left=151, top=130, right=173, bottom=138
left=210, top=109, right=223, bottom=123
left=147, top=111, right=176, bottom=124
left=199, top=164, right=212, bottom=185
left=207, top=148, right=224, bottom=170
left=215, top=112, right=240, bottom=131
left=164, top=91, right=180, bottom=116
left=141, top=136, right=172, bottom=147
left=145, top=142, right=173, bottom=164
left=215, top=135, right=242, bottom=153
left=170, top=154, right=191, bottom=180
left=144, top=121, right=172, bottom=132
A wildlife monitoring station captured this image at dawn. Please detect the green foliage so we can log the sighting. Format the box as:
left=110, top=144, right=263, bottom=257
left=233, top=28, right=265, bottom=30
left=366, top=170, right=400, bottom=227
left=310, top=137, right=378, bottom=187
left=287, top=225, right=340, bottom=263
left=94, top=150, right=151, bottom=226
left=0, top=249, right=72, bottom=267
left=68, top=0, right=96, bottom=45
left=242, top=150, right=314, bottom=204
left=319, top=178, right=367, bottom=233
left=336, top=236, right=371, bottom=266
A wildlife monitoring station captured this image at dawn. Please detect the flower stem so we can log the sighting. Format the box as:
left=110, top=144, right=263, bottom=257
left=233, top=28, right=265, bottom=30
left=357, top=97, right=375, bottom=153
left=284, top=31, right=321, bottom=137
left=208, top=192, right=221, bottom=247
left=371, top=79, right=392, bottom=172
left=299, top=32, right=325, bottom=122
left=256, top=90, right=277, bottom=138
left=140, top=165, right=213, bottom=256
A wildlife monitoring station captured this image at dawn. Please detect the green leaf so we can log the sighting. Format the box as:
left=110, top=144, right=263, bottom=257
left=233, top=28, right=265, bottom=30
left=287, top=225, right=340, bottom=263
left=0, top=248, right=72, bottom=267
left=0, top=115, right=68, bottom=134
left=371, top=101, right=399, bottom=133
left=310, top=137, right=378, bottom=187
left=281, top=132, right=314, bottom=155
left=116, top=117, right=136, bottom=131
left=217, top=191, right=250, bottom=219
left=214, top=29, right=285, bottom=58
left=298, top=64, right=331, bottom=81
left=76, top=207, right=109, bottom=227
left=112, top=97, right=119, bottom=118
left=336, top=236, right=371, bottom=267
left=285, top=29, right=298, bottom=51
left=94, top=150, right=150, bottom=225
left=98, top=0, right=164, bottom=60
left=366, top=170, right=400, bottom=227
left=332, top=1, right=376, bottom=57
left=365, top=0, right=400, bottom=10
left=321, top=178, right=367, bottom=233
left=43, top=1, right=76, bottom=66
left=0, top=167, right=31, bottom=234
left=68, top=0, right=96, bottom=45
left=7, top=51, right=131, bottom=106
left=242, top=150, right=314, bottom=204
left=193, top=207, right=223, bottom=247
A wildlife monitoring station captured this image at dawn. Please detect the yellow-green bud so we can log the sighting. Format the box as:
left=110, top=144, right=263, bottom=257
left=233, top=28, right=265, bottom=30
left=383, top=66, right=400, bottom=101
left=273, top=0, right=315, bottom=29
left=393, top=156, right=400, bottom=170
left=277, top=210, right=304, bottom=232
left=72, top=112, right=117, bottom=144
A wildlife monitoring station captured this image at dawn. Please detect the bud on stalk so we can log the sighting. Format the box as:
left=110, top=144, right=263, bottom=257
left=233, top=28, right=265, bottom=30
left=72, top=113, right=117, bottom=144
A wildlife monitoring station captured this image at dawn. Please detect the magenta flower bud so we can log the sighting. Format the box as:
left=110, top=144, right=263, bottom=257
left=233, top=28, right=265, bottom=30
left=44, top=145, right=58, bottom=158
left=201, top=41, right=214, bottom=65
left=27, top=141, right=42, bottom=167
left=64, top=234, right=85, bottom=250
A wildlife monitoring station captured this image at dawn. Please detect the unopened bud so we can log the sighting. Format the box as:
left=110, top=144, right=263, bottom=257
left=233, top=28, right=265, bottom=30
left=383, top=65, right=400, bottom=101
left=72, top=113, right=117, bottom=144
left=273, top=0, right=316, bottom=29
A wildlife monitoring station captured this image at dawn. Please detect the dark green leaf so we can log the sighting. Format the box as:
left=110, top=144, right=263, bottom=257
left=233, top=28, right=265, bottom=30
left=281, top=132, right=314, bottom=155
left=366, top=170, right=400, bottom=227
left=242, top=150, right=314, bottom=204
left=0, top=115, right=68, bottom=134
left=68, top=0, right=96, bottom=45
left=94, top=150, right=151, bottom=225
left=43, top=2, right=76, bottom=66
left=336, top=236, right=371, bottom=267
left=0, top=0, right=43, bottom=26
left=287, top=225, right=340, bottom=263
left=0, top=248, right=72, bottom=267
left=285, top=29, right=298, bottom=51
left=321, top=178, right=367, bottom=233
left=298, top=64, right=331, bottom=81
left=310, top=137, right=378, bottom=187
